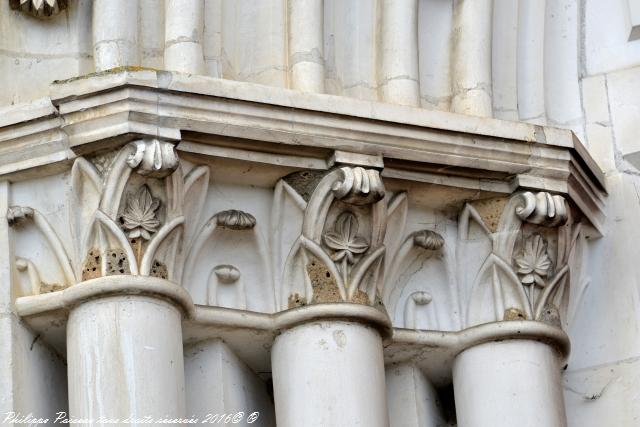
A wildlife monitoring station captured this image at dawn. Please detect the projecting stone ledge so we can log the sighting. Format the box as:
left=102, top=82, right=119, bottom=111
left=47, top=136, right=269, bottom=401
left=0, top=68, right=606, bottom=233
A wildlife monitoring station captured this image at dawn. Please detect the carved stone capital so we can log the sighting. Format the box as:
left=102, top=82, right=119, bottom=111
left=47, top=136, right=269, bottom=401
left=9, top=0, right=67, bottom=17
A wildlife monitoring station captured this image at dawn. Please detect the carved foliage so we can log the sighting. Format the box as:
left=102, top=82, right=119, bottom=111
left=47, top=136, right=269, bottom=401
left=8, top=139, right=206, bottom=294
left=121, top=185, right=161, bottom=240
left=281, top=166, right=387, bottom=307
left=462, top=191, right=577, bottom=329
left=9, top=0, right=68, bottom=18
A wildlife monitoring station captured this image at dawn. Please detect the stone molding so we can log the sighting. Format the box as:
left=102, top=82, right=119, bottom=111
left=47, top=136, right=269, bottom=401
left=0, top=68, right=605, bottom=232
left=15, top=288, right=568, bottom=388
left=2, top=68, right=602, bottom=391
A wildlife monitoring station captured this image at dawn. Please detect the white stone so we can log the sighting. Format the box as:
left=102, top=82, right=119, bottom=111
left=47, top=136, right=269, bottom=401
left=271, top=321, right=388, bottom=427
left=185, top=339, right=275, bottom=425
left=67, top=294, right=186, bottom=421
left=454, top=340, right=567, bottom=427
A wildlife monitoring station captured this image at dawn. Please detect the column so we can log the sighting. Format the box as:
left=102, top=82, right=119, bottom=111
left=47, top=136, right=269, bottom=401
left=379, top=0, right=420, bottom=106
left=517, top=0, right=546, bottom=124
left=386, top=363, right=447, bottom=427
left=453, top=339, right=567, bottom=427
left=451, top=0, right=493, bottom=117
left=164, top=0, right=206, bottom=74
left=544, top=0, right=582, bottom=135
left=288, top=0, right=325, bottom=93
left=93, top=0, right=139, bottom=71
left=272, top=319, right=388, bottom=427
left=66, top=277, right=189, bottom=421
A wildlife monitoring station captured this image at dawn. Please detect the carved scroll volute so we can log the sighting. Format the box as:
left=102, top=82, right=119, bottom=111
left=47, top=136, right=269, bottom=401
left=464, top=191, right=575, bottom=329
left=289, top=166, right=388, bottom=307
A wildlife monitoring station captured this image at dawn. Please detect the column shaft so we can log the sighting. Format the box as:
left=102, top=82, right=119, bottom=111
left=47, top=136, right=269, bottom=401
left=272, top=320, right=388, bottom=427
left=453, top=340, right=567, bottom=427
left=451, top=0, right=493, bottom=117
left=379, top=0, right=419, bottom=106
left=93, top=0, right=139, bottom=71
left=288, top=0, right=325, bottom=93
left=164, top=0, right=206, bottom=74
left=67, top=295, right=186, bottom=421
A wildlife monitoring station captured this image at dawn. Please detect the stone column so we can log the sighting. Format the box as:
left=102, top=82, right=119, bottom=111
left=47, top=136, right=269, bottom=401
left=517, top=0, right=546, bottom=124
left=164, top=0, right=206, bottom=74
left=453, top=191, right=573, bottom=427
left=379, top=0, right=420, bottom=106
left=453, top=338, right=567, bottom=427
left=288, top=0, right=325, bottom=93
left=271, top=161, right=390, bottom=427
left=451, top=0, right=493, bottom=116
left=271, top=309, right=389, bottom=427
left=386, top=363, right=447, bottom=427
left=93, top=0, right=139, bottom=71
left=66, top=276, right=191, bottom=422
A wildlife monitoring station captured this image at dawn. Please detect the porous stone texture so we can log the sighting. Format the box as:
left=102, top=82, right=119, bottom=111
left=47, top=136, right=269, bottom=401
left=0, top=1, right=636, bottom=426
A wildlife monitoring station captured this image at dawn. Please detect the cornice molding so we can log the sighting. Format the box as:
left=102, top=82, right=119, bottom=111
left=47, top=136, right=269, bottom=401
left=0, top=68, right=606, bottom=233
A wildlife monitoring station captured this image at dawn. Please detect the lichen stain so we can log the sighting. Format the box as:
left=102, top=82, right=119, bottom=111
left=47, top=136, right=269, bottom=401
left=106, top=248, right=130, bottom=275
left=150, top=259, right=168, bottom=279
left=306, top=257, right=342, bottom=304
left=283, top=170, right=326, bottom=202
left=81, top=248, right=101, bottom=281
left=52, top=66, right=158, bottom=85
left=39, top=282, right=65, bottom=294
left=539, top=303, right=561, bottom=327
left=470, top=197, right=509, bottom=233
left=287, top=293, right=307, bottom=309
left=503, top=307, right=527, bottom=321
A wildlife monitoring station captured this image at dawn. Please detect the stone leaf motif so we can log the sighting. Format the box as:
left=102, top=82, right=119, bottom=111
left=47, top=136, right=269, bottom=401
left=413, top=230, right=445, bottom=250
left=323, top=211, right=369, bottom=264
left=216, top=209, right=256, bottom=230
left=121, top=185, right=160, bottom=240
left=515, top=234, right=551, bottom=287
left=213, top=264, right=241, bottom=283
left=411, top=291, right=432, bottom=305
left=7, top=206, right=34, bottom=226
left=9, top=0, right=67, bottom=17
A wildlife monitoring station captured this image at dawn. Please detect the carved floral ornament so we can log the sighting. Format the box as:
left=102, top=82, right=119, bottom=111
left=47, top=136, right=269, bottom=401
left=6, top=140, right=587, bottom=333
left=9, top=0, right=67, bottom=17
left=6, top=138, right=196, bottom=293
left=121, top=185, right=161, bottom=240
left=515, top=233, right=551, bottom=288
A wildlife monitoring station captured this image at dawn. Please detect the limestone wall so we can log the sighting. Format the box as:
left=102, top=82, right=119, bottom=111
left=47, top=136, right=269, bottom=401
left=564, top=1, right=640, bottom=425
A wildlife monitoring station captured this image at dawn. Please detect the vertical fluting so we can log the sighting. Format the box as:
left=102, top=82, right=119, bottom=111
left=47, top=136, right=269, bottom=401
left=492, top=0, right=518, bottom=120
left=93, top=0, right=139, bottom=71
left=451, top=0, right=493, bottom=117
left=164, top=0, right=206, bottom=74
left=288, top=0, right=325, bottom=93
left=379, top=0, right=420, bottom=106
left=544, top=0, right=583, bottom=137
left=418, top=0, right=453, bottom=111
left=517, top=0, right=546, bottom=124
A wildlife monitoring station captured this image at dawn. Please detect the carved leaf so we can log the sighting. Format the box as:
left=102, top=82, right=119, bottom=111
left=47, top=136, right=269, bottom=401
left=515, top=234, right=551, bottom=287
left=121, top=185, right=161, bottom=240
left=11, top=0, right=67, bottom=17
left=216, top=209, right=256, bottom=230
left=323, top=212, right=369, bottom=264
